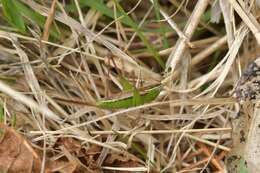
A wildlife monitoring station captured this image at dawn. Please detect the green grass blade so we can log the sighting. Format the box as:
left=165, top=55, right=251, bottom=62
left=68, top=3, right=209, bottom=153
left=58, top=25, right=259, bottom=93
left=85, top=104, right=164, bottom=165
left=14, top=1, right=60, bottom=39
left=67, top=0, right=165, bottom=68
left=66, top=1, right=174, bottom=34
left=114, top=130, right=148, bottom=160
left=0, top=105, right=4, bottom=123
left=65, top=0, right=132, bottom=26
left=113, top=0, right=165, bottom=68
left=1, top=0, right=26, bottom=33
left=208, top=50, right=222, bottom=72
left=11, top=114, right=16, bottom=127
left=153, top=0, right=169, bottom=49
left=0, top=126, right=4, bottom=139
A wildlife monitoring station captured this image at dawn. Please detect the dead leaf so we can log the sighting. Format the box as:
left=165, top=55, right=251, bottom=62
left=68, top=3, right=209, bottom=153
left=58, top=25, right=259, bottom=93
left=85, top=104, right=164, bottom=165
left=104, top=153, right=132, bottom=165
left=60, top=138, right=82, bottom=156
left=48, top=160, right=78, bottom=173
left=104, top=152, right=144, bottom=173
left=0, top=123, right=41, bottom=173
left=83, top=144, right=101, bottom=169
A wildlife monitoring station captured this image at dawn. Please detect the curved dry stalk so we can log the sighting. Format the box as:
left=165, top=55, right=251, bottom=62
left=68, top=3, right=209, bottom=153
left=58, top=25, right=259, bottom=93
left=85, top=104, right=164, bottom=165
left=0, top=80, right=60, bottom=121
left=229, top=0, right=260, bottom=44
left=22, top=0, right=162, bottom=81
left=30, top=127, right=231, bottom=135
left=165, top=0, right=210, bottom=72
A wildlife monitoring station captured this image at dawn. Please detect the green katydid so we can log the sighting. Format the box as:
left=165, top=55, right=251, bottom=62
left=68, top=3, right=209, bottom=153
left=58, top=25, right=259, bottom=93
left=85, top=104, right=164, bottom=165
left=97, top=77, right=162, bottom=109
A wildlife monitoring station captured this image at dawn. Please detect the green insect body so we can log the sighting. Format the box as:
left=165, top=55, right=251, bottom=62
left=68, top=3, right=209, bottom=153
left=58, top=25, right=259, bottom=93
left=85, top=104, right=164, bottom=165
left=97, top=86, right=161, bottom=109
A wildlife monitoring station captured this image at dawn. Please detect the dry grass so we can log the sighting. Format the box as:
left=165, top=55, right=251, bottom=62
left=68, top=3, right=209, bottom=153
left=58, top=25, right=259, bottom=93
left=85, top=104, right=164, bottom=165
left=0, top=0, right=260, bottom=172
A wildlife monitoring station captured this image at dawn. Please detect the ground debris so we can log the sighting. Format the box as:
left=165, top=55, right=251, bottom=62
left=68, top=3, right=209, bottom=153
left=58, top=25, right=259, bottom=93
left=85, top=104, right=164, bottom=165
left=234, top=57, right=260, bottom=102
left=0, top=123, right=42, bottom=173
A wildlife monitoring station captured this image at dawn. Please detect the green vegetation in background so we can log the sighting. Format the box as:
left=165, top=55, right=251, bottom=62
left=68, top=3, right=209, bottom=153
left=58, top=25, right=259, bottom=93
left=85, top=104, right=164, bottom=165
left=0, top=105, right=4, bottom=123
left=153, top=0, right=169, bottom=49
left=192, top=9, right=224, bottom=39
left=0, top=0, right=60, bottom=39
left=201, top=9, right=211, bottom=23
left=66, top=0, right=165, bottom=68
left=208, top=50, right=222, bottom=71
left=66, top=0, right=215, bottom=40
left=114, top=130, right=156, bottom=167
left=1, top=0, right=26, bottom=33
left=113, top=0, right=165, bottom=68
left=239, top=158, right=248, bottom=173
left=0, top=76, right=17, bottom=85
left=200, top=50, right=223, bottom=92
left=11, top=114, right=16, bottom=127
left=0, top=126, right=4, bottom=138
left=0, top=104, right=16, bottom=127
left=66, top=1, right=176, bottom=34
left=115, top=130, right=147, bottom=159
left=66, top=0, right=130, bottom=27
